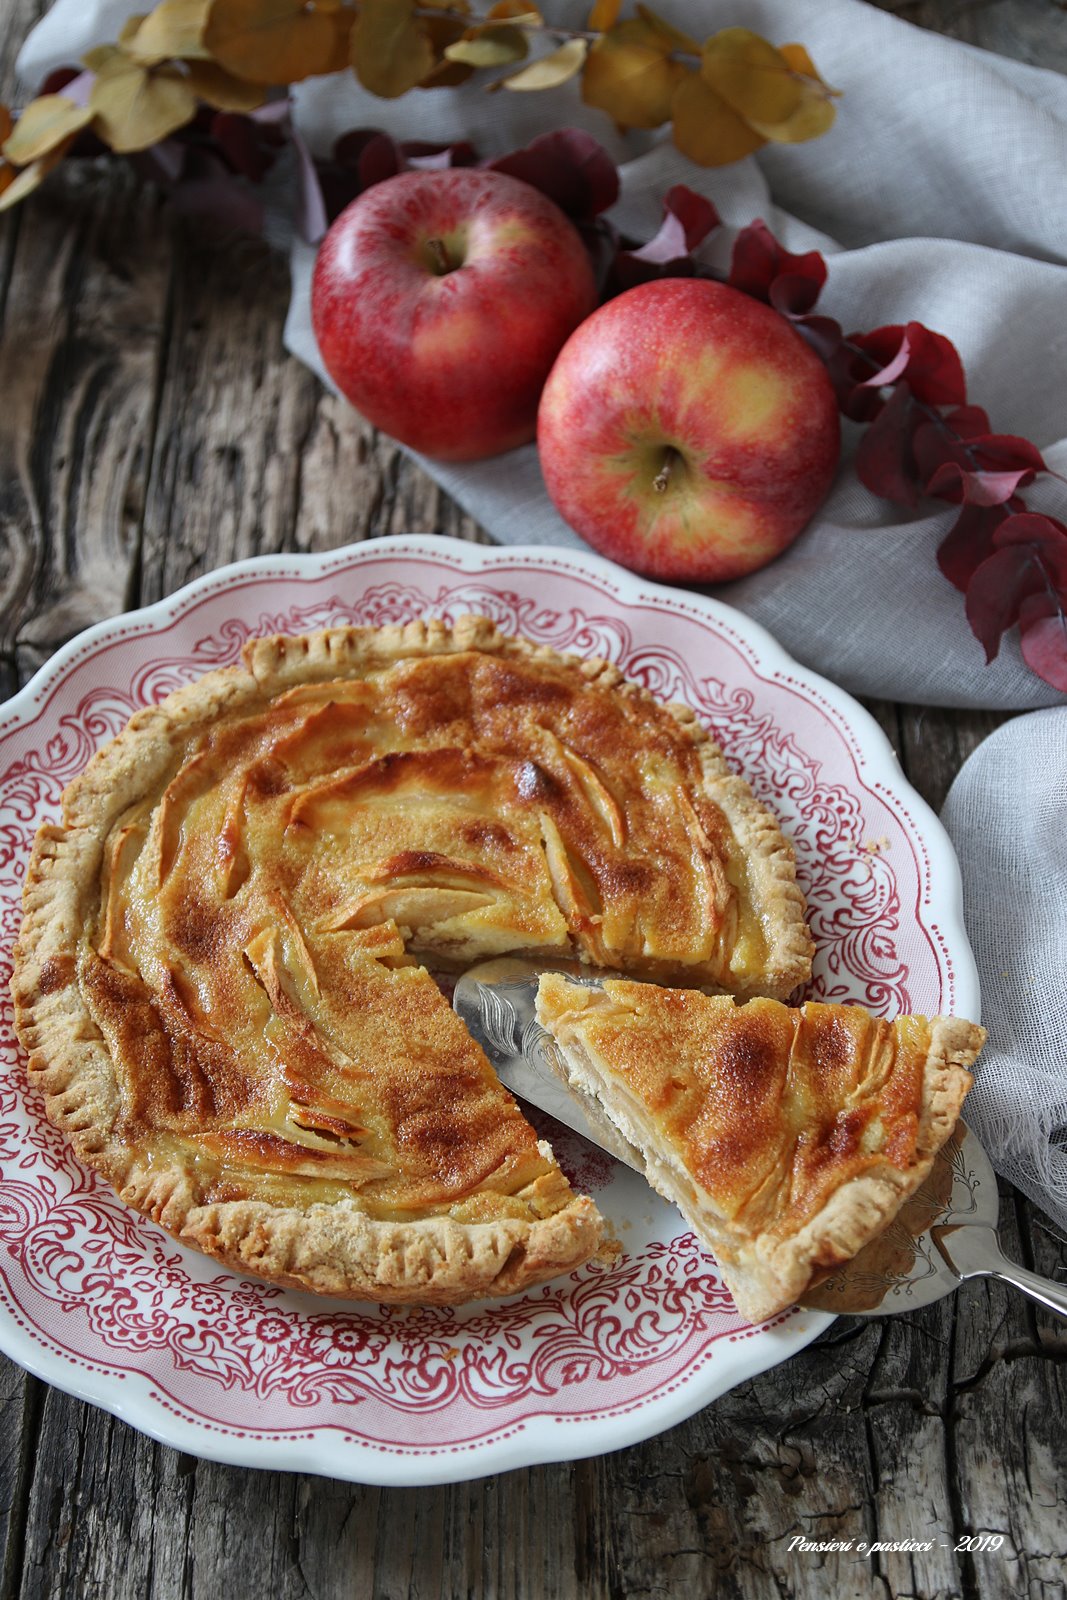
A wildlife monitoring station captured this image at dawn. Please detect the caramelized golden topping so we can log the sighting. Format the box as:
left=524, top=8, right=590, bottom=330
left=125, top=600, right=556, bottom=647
left=14, top=618, right=811, bottom=1301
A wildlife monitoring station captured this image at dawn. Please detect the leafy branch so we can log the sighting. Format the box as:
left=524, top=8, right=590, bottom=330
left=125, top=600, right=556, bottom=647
left=0, top=0, right=839, bottom=210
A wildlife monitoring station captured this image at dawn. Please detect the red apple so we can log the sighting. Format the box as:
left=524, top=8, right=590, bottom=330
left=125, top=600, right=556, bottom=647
left=537, top=278, right=840, bottom=582
left=311, top=168, right=598, bottom=462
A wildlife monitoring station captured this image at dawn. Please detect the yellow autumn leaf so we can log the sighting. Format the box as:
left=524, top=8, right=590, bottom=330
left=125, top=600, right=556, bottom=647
left=419, top=59, right=475, bottom=88
left=745, top=41, right=839, bottom=143
left=118, top=15, right=149, bottom=47
left=748, top=89, right=836, bottom=143
left=780, top=42, right=833, bottom=84
left=701, top=28, right=801, bottom=127
left=83, top=44, right=122, bottom=72
left=487, top=0, right=541, bottom=20
left=0, top=134, right=78, bottom=211
left=581, top=19, right=685, bottom=129
left=416, top=10, right=473, bottom=87
left=671, top=69, right=766, bottom=165
left=183, top=59, right=269, bottom=109
left=445, top=26, right=527, bottom=68
left=2, top=95, right=94, bottom=166
left=125, top=0, right=212, bottom=65
left=90, top=54, right=198, bottom=151
left=352, top=0, right=436, bottom=98
left=499, top=37, right=587, bottom=91
left=205, top=0, right=340, bottom=85
left=635, top=6, right=700, bottom=55
left=588, top=0, right=621, bottom=28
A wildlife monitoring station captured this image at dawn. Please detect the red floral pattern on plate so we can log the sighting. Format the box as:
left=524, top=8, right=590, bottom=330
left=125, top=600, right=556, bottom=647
left=0, top=541, right=975, bottom=1483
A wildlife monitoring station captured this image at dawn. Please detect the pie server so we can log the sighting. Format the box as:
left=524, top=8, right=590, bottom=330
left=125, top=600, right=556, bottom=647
left=453, top=958, right=1067, bottom=1322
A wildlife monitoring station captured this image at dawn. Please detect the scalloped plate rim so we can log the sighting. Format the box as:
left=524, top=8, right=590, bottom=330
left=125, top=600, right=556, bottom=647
left=0, top=534, right=980, bottom=1486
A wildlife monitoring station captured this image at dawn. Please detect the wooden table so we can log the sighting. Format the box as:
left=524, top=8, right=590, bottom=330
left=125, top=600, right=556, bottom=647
left=1, top=3, right=1065, bottom=1595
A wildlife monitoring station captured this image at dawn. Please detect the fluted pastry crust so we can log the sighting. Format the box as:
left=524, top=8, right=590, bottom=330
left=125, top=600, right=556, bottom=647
left=12, top=616, right=810, bottom=1304
left=536, top=975, right=984, bottom=1322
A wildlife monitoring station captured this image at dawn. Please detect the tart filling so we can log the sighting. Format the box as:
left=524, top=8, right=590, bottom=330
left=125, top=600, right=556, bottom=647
left=12, top=616, right=812, bottom=1304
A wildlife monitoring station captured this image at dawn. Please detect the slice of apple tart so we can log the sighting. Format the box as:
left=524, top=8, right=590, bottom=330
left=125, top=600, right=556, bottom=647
left=536, top=974, right=984, bottom=1322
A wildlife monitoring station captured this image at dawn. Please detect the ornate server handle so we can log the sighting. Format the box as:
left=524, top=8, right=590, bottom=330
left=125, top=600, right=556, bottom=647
left=932, top=1224, right=1067, bottom=1321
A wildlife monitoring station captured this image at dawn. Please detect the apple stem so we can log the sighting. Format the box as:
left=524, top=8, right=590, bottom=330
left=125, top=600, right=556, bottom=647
left=653, top=448, right=679, bottom=495
left=427, top=237, right=452, bottom=276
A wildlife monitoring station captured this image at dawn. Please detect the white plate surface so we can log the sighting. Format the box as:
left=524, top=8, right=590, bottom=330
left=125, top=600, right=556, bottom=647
left=0, top=536, right=979, bottom=1484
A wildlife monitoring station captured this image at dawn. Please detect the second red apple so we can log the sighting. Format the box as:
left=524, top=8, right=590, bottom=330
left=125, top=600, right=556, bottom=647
left=537, top=279, right=840, bottom=582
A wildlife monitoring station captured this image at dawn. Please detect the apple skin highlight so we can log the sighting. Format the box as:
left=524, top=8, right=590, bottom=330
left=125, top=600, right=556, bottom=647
left=312, top=168, right=598, bottom=463
left=537, top=278, right=841, bottom=582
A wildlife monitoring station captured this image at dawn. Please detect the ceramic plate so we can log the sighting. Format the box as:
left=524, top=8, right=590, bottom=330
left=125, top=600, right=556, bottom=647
left=0, top=536, right=979, bottom=1485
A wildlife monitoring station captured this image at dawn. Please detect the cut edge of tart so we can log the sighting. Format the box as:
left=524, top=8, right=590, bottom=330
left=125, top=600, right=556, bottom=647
left=11, top=615, right=810, bottom=1305
left=535, top=975, right=985, bottom=1323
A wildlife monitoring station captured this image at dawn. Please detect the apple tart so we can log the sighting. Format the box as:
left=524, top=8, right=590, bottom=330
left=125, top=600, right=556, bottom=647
left=536, top=975, right=984, bottom=1322
left=11, top=615, right=811, bottom=1304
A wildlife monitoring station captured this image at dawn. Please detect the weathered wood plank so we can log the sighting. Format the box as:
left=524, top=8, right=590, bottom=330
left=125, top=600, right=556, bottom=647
left=0, top=1363, right=39, bottom=1600
left=950, top=1350, right=1067, bottom=1598
left=0, top=0, right=42, bottom=700
left=870, top=0, right=1067, bottom=72
left=896, top=705, right=1011, bottom=817
left=0, top=163, right=171, bottom=688
left=0, top=6, right=71, bottom=1593
left=137, top=231, right=485, bottom=606
left=290, top=399, right=491, bottom=553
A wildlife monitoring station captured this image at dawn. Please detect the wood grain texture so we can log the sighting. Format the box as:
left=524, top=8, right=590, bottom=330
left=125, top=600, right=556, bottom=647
left=867, top=0, right=1067, bottom=73
left=1, top=1, right=1066, bottom=1597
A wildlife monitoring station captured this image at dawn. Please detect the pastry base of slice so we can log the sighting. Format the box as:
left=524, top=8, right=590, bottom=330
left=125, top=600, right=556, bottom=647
left=536, top=975, right=985, bottom=1323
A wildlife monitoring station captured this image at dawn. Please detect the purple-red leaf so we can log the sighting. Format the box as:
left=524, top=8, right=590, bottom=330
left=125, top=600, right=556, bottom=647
left=1019, top=607, right=1067, bottom=691
left=853, top=325, right=912, bottom=389
left=487, top=129, right=618, bottom=221
left=912, top=418, right=972, bottom=486
left=39, top=66, right=82, bottom=96
left=964, top=545, right=1046, bottom=662
left=855, top=384, right=922, bottom=508
left=936, top=503, right=1010, bottom=592
left=914, top=417, right=1047, bottom=505
left=942, top=405, right=991, bottom=440
left=334, top=128, right=401, bottom=180
left=992, top=512, right=1067, bottom=586
left=636, top=184, right=720, bottom=258
left=400, top=139, right=477, bottom=170
left=926, top=462, right=1036, bottom=506
left=314, top=129, right=401, bottom=221
left=901, top=323, right=967, bottom=404
left=613, top=186, right=720, bottom=289
left=728, top=220, right=827, bottom=314
left=210, top=110, right=284, bottom=182
left=968, top=433, right=1048, bottom=475
left=793, top=313, right=843, bottom=363
left=849, top=322, right=966, bottom=406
